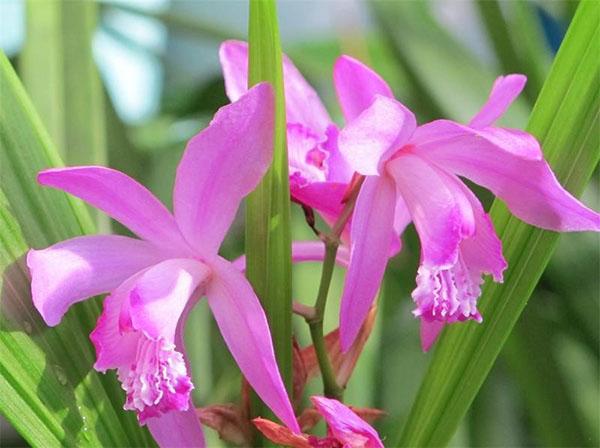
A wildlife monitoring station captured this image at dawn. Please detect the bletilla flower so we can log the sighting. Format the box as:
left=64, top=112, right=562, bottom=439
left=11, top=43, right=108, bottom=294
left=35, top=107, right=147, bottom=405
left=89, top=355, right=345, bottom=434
left=219, top=40, right=401, bottom=254
left=333, top=57, right=600, bottom=352
left=254, top=396, right=384, bottom=448
left=27, top=84, right=299, bottom=447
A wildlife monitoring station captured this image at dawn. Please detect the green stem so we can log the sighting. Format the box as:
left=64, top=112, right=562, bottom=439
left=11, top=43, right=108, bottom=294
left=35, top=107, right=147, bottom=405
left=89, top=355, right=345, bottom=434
left=308, top=242, right=344, bottom=400
left=305, top=177, right=364, bottom=401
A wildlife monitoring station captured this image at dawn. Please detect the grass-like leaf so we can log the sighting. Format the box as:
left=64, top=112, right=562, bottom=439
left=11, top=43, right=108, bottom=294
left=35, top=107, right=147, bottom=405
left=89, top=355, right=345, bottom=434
left=20, top=0, right=106, bottom=166
left=394, top=2, right=599, bottom=446
left=0, top=53, right=154, bottom=447
left=246, top=0, right=294, bottom=429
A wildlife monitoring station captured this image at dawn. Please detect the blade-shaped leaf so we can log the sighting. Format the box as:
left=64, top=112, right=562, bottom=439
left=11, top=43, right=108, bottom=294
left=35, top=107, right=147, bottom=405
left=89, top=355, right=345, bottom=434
left=20, top=0, right=106, bottom=166
left=394, top=2, right=600, bottom=446
left=245, top=0, right=294, bottom=430
left=0, top=53, right=154, bottom=447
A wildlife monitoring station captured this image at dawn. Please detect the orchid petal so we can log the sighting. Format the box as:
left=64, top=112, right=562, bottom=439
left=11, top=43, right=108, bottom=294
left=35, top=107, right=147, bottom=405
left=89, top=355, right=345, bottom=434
left=413, top=124, right=600, bottom=232
left=129, top=259, right=210, bottom=343
left=311, top=396, right=384, bottom=448
left=340, top=176, right=396, bottom=351
left=147, top=410, right=206, bottom=448
left=28, top=235, right=164, bottom=326
left=333, top=55, right=394, bottom=122
left=37, top=167, right=185, bottom=250
left=219, top=40, right=331, bottom=134
left=146, top=318, right=206, bottom=448
left=420, top=320, right=445, bottom=352
left=456, top=180, right=507, bottom=282
left=206, top=257, right=300, bottom=433
left=387, top=155, right=475, bottom=267
left=291, top=181, right=346, bottom=217
left=91, top=271, right=144, bottom=371
left=233, top=241, right=350, bottom=272
left=173, top=83, right=274, bottom=255
left=469, top=74, right=527, bottom=128
left=413, top=119, right=542, bottom=160
left=339, top=95, right=416, bottom=175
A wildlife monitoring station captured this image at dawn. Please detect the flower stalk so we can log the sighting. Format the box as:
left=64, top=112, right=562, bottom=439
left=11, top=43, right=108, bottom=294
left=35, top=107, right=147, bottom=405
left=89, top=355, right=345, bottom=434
left=305, top=176, right=364, bottom=400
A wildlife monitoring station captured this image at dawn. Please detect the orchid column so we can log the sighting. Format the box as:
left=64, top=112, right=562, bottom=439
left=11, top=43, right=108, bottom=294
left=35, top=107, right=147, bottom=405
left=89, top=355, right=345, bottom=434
left=245, top=0, right=294, bottom=428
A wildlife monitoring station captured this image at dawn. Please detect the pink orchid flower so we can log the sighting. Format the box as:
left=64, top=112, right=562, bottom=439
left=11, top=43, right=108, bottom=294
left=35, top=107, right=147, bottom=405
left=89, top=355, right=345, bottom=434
left=254, top=396, right=383, bottom=448
left=27, top=84, right=299, bottom=447
left=334, top=56, right=600, bottom=352
left=219, top=41, right=352, bottom=227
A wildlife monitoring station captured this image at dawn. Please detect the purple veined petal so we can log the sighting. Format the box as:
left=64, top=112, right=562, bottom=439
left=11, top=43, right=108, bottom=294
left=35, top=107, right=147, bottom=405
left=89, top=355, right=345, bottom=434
left=412, top=124, right=600, bottom=232
left=310, top=396, right=384, bottom=448
left=205, top=256, right=300, bottom=433
left=219, top=40, right=331, bottom=134
left=27, top=235, right=165, bottom=326
left=37, top=167, right=187, bottom=251
left=173, top=83, right=274, bottom=255
left=469, top=74, right=527, bottom=128
left=340, top=176, right=396, bottom=352
left=339, top=95, right=417, bottom=176
left=146, top=305, right=206, bottom=448
left=420, top=320, right=445, bottom=352
left=128, top=258, right=211, bottom=343
left=387, top=154, right=475, bottom=268
left=233, top=241, right=351, bottom=272
left=333, top=55, right=394, bottom=122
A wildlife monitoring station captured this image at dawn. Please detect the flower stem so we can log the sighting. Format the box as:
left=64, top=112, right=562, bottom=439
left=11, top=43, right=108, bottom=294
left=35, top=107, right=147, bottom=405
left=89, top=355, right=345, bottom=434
left=305, top=177, right=364, bottom=401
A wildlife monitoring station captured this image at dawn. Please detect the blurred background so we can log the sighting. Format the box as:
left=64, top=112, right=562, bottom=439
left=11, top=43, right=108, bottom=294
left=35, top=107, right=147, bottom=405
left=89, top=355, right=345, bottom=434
left=1, top=0, right=598, bottom=446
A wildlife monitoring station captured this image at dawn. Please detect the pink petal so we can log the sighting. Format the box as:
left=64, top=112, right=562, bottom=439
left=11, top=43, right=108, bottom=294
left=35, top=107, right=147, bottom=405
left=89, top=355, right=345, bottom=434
left=469, top=74, right=527, bottom=128
left=457, top=181, right=507, bottom=282
left=412, top=123, right=600, bottom=232
left=340, top=176, right=396, bottom=352
left=291, top=181, right=347, bottom=218
left=310, top=396, right=384, bottom=448
left=333, top=55, right=394, bottom=122
left=37, top=167, right=186, bottom=250
left=173, top=83, right=274, bottom=255
left=287, top=123, right=329, bottom=185
left=147, top=410, right=206, bottom=448
left=129, top=259, right=211, bottom=343
left=205, top=256, right=300, bottom=433
left=91, top=271, right=145, bottom=371
left=387, top=155, right=475, bottom=267
left=28, top=235, right=165, bottom=326
left=339, top=95, right=416, bottom=175
left=233, top=241, right=349, bottom=272
left=413, top=119, right=542, bottom=160
left=420, top=320, right=445, bottom=352
left=146, top=297, right=206, bottom=447
left=219, top=40, right=331, bottom=134
left=410, top=173, right=504, bottom=328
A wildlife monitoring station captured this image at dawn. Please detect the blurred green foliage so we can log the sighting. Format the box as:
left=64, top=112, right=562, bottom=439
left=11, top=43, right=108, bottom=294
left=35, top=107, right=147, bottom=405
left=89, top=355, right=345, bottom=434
left=1, top=0, right=597, bottom=447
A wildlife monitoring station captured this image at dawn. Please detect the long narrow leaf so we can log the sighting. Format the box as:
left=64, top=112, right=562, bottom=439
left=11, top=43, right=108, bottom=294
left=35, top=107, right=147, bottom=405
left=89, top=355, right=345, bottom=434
left=246, top=0, right=293, bottom=428
left=0, top=53, right=154, bottom=447
left=20, top=0, right=106, bottom=166
left=395, top=2, right=599, bottom=446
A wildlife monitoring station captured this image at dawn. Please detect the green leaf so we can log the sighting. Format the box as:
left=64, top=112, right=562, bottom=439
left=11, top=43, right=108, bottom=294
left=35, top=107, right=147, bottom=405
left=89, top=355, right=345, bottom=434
left=246, top=0, right=294, bottom=428
left=20, top=0, right=106, bottom=166
left=0, top=53, right=154, bottom=447
left=394, top=2, right=600, bottom=446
